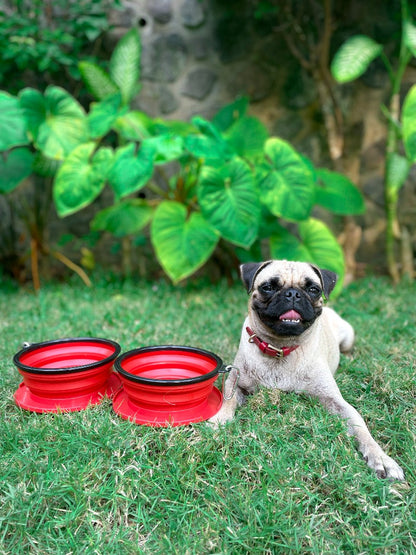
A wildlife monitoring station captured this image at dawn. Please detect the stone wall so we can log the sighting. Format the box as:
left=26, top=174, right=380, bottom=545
left=108, top=0, right=281, bottom=120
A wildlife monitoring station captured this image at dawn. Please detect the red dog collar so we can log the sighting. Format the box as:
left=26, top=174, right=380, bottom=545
left=246, top=326, right=299, bottom=358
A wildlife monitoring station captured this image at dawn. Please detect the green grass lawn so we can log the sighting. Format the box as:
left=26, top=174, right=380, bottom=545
left=0, top=274, right=415, bottom=554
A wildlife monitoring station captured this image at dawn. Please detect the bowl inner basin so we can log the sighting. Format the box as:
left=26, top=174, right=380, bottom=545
left=15, top=339, right=120, bottom=373
left=117, top=347, right=222, bottom=385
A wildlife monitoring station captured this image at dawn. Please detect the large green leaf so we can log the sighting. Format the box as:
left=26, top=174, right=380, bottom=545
left=150, top=119, right=198, bottom=136
left=314, top=169, right=365, bottom=214
left=235, top=241, right=264, bottom=264
left=109, top=143, right=154, bottom=199
left=19, top=86, right=88, bottom=160
left=113, top=111, right=153, bottom=141
left=386, top=153, right=410, bottom=193
left=53, top=143, right=113, bottom=217
left=269, top=218, right=345, bottom=294
left=258, top=207, right=285, bottom=239
left=91, top=199, right=154, bottom=237
left=109, top=27, right=141, bottom=105
left=225, top=116, right=269, bottom=159
left=151, top=201, right=219, bottom=282
left=88, top=93, right=126, bottom=139
left=0, top=92, right=29, bottom=150
left=32, top=153, right=61, bottom=178
left=331, top=35, right=383, bottom=83
left=79, top=61, right=119, bottom=101
left=258, top=137, right=315, bottom=221
left=268, top=222, right=300, bottom=258
left=184, top=116, right=232, bottom=161
left=0, top=148, right=34, bottom=193
left=211, top=96, right=248, bottom=132
left=404, top=20, right=416, bottom=58
left=145, top=134, right=185, bottom=164
left=402, top=84, right=416, bottom=162
left=197, top=158, right=259, bottom=247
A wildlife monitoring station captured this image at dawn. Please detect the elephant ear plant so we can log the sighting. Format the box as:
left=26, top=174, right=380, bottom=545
left=331, top=0, right=416, bottom=283
left=0, top=87, right=92, bottom=289
left=0, top=28, right=365, bottom=291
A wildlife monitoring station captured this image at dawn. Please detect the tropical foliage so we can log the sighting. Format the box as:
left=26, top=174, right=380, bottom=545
left=331, top=0, right=416, bottom=282
left=0, top=28, right=365, bottom=288
left=0, top=0, right=120, bottom=92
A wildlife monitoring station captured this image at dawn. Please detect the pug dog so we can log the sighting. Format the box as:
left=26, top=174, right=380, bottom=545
left=210, top=260, right=404, bottom=480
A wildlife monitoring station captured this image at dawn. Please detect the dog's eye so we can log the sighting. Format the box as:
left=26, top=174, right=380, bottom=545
left=260, top=282, right=274, bottom=293
left=308, top=285, right=321, bottom=297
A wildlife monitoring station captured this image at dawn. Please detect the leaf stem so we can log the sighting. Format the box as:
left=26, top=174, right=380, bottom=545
left=49, top=249, right=92, bottom=287
left=384, top=0, right=412, bottom=282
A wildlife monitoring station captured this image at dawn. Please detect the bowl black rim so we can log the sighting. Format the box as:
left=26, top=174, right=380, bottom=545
left=13, top=337, right=121, bottom=375
left=115, top=345, right=224, bottom=386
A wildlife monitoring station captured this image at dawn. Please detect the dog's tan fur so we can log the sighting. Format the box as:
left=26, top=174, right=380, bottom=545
left=210, top=260, right=404, bottom=480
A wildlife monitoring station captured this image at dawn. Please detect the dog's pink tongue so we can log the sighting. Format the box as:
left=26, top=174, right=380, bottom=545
left=279, top=310, right=302, bottom=320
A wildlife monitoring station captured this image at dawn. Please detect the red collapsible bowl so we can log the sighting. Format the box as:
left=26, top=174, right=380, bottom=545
left=13, top=337, right=121, bottom=413
left=113, top=345, right=226, bottom=426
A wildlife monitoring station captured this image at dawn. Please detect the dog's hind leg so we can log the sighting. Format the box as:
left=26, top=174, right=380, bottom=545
left=325, top=308, right=355, bottom=353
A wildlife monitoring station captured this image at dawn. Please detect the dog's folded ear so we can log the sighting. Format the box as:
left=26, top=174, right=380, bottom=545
left=310, top=265, right=338, bottom=299
left=240, top=261, right=272, bottom=293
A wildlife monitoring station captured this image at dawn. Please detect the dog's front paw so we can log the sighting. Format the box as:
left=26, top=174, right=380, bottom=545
left=207, top=405, right=235, bottom=428
left=364, top=448, right=405, bottom=481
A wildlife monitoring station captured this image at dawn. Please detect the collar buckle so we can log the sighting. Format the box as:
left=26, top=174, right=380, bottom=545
left=246, top=326, right=298, bottom=358
left=265, top=343, right=284, bottom=358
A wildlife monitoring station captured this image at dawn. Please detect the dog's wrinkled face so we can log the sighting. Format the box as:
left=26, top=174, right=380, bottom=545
left=241, top=260, right=337, bottom=337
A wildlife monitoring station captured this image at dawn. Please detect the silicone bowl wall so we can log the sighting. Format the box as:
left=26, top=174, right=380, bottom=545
left=13, top=338, right=121, bottom=398
left=115, top=345, right=224, bottom=410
